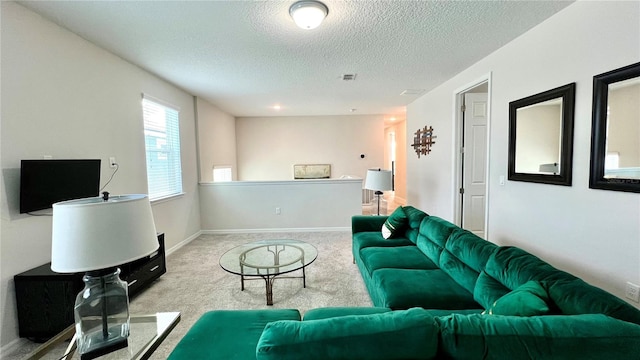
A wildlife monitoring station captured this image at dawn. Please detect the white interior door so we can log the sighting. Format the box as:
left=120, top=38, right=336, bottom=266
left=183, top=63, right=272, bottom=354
left=462, top=93, right=488, bottom=237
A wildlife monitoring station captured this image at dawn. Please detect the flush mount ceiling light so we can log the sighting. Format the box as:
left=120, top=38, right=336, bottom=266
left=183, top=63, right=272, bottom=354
left=289, top=1, right=329, bottom=30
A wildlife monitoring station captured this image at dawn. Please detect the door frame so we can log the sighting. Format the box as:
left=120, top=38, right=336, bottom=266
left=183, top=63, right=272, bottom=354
left=451, top=73, right=492, bottom=239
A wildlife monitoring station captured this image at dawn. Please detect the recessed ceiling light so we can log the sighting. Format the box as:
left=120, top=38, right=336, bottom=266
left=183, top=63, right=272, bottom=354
left=390, top=117, right=396, bottom=121
left=273, top=104, right=282, bottom=110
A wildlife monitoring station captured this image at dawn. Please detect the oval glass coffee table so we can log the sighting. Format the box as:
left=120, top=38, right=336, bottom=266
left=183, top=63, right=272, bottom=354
left=219, top=239, right=318, bottom=305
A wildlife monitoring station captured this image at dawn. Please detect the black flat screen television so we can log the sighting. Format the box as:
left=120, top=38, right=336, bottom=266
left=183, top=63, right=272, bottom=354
left=20, top=159, right=101, bottom=213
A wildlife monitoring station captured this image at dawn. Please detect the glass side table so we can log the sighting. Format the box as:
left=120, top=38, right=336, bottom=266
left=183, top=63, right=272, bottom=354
left=23, top=312, right=180, bottom=360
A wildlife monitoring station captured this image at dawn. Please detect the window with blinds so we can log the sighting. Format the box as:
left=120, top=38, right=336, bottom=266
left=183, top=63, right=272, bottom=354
left=142, top=95, right=183, bottom=201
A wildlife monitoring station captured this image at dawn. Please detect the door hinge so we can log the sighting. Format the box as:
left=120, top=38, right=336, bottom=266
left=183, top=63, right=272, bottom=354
left=461, top=104, right=466, bottom=112
left=460, top=147, right=465, bottom=154
left=459, top=188, right=465, bottom=194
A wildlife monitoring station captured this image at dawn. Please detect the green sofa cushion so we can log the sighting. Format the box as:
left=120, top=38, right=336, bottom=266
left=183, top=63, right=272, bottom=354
left=444, top=229, right=497, bottom=273
left=437, top=229, right=498, bottom=294
left=371, top=268, right=480, bottom=310
left=473, top=270, right=511, bottom=310
left=547, top=279, right=640, bottom=325
left=484, top=246, right=576, bottom=290
left=402, top=206, right=428, bottom=229
left=484, top=246, right=640, bottom=324
left=360, top=246, right=438, bottom=275
left=484, top=281, right=550, bottom=316
left=168, top=309, right=301, bottom=360
left=436, top=313, right=640, bottom=359
left=382, top=206, right=408, bottom=239
left=256, top=308, right=439, bottom=360
left=424, top=309, right=484, bottom=317
left=352, top=231, right=413, bottom=252
left=415, top=216, right=459, bottom=267
left=303, top=307, right=391, bottom=321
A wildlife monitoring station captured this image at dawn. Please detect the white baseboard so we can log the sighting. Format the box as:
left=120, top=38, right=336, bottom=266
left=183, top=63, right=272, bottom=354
left=201, top=227, right=350, bottom=234
left=165, top=230, right=202, bottom=256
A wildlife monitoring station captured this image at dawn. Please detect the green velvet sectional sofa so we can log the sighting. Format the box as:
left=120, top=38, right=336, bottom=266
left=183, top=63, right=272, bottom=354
left=169, top=206, right=640, bottom=359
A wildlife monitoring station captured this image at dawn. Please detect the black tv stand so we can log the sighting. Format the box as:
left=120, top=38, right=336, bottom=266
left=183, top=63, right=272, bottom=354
left=14, top=233, right=166, bottom=341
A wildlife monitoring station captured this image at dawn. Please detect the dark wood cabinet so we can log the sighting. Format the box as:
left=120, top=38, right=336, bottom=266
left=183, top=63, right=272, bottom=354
left=14, top=233, right=166, bottom=341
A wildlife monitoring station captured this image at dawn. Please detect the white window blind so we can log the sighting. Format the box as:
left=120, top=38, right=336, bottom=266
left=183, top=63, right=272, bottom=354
left=142, top=95, right=183, bottom=201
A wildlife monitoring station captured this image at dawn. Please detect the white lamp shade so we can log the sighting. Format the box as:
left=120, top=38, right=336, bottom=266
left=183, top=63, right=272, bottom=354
left=51, top=194, right=158, bottom=273
left=289, top=1, right=328, bottom=30
left=365, top=169, right=393, bottom=191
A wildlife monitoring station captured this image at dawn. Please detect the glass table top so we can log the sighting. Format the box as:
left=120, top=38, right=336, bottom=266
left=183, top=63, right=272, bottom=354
left=24, top=312, right=180, bottom=360
left=219, top=239, right=318, bottom=276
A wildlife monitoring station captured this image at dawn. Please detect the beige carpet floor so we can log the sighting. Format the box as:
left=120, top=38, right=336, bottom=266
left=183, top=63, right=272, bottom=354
left=7, top=231, right=372, bottom=359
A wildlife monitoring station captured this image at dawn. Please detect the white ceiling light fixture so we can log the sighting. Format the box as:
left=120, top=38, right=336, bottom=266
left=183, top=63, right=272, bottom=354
left=289, top=1, right=329, bottom=30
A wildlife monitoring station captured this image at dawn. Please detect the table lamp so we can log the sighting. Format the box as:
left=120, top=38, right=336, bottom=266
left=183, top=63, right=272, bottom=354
left=364, top=168, right=393, bottom=215
left=51, top=193, right=158, bottom=359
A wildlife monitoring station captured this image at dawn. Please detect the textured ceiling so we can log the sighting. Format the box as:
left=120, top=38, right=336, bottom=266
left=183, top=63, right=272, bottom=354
left=18, top=0, right=573, bottom=118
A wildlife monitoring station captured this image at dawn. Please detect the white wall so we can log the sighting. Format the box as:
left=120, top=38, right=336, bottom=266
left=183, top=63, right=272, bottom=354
left=0, top=2, right=202, bottom=350
left=200, top=179, right=362, bottom=232
left=406, top=1, right=640, bottom=307
left=235, top=115, right=384, bottom=181
left=196, top=98, right=238, bottom=182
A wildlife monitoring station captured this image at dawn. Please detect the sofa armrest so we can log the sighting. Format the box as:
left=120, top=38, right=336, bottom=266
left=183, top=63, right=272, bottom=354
left=352, top=215, right=388, bottom=234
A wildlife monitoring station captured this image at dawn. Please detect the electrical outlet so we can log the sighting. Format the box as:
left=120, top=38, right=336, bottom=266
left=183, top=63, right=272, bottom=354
left=109, top=157, right=117, bottom=168
left=275, top=207, right=281, bottom=215
left=625, top=282, right=640, bottom=302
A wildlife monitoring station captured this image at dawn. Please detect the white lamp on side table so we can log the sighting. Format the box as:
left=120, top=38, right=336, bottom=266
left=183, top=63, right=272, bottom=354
left=51, top=193, right=158, bottom=360
left=364, top=168, right=393, bottom=216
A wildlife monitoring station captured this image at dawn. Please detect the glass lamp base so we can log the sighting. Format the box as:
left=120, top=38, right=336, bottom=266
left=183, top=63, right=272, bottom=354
left=373, top=192, right=388, bottom=216
left=75, top=268, right=130, bottom=359
left=80, top=337, right=128, bottom=360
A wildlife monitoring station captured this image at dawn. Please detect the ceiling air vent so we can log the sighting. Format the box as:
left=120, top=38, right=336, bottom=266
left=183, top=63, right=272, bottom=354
left=342, top=74, right=357, bottom=81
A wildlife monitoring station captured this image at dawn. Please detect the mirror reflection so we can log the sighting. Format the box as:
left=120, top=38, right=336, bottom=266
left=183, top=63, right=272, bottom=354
left=508, top=83, right=575, bottom=186
left=515, top=98, right=563, bottom=174
left=604, top=77, right=640, bottom=179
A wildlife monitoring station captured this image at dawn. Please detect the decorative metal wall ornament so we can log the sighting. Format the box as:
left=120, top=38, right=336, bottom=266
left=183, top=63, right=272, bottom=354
left=411, top=126, right=437, bottom=158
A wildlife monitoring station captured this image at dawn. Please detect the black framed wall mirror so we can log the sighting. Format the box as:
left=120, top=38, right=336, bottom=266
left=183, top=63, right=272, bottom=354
left=589, top=62, right=640, bottom=193
left=508, top=83, right=576, bottom=186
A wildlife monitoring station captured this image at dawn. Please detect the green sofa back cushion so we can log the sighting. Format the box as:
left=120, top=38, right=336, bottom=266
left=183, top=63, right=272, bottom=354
left=401, top=206, right=428, bottom=244
left=484, top=246, right=576, bottom=290
left=483, top=246, right=640, bottom=324
left=402, top=206, right=428, bottom=229
left=473, top=270, right=511, bottom=309
left=436, top=313, right=640, bottom=359
left=415, top=216, right=459, bottom=266
left=547, top=279, right=640, bottom=325
left=484, top=281, right=550, bottom=316
left=438, top=229, right=498, bottom=293
left=256, top=308, right=439, bottom=360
